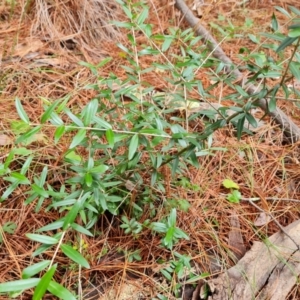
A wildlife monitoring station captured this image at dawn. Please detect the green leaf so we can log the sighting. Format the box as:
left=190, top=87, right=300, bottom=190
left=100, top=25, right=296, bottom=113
left=185, top=272, right=210, bottom=284
left=289, top=5, right=300, bottom=16
left=223, top=179, right=239, bottom=189
left=64, top=110, right=84, bottom=127
left=90, top=164, right=109, bottom=174
left=36, top=220, right=64, bottom=232
left=12, top=147, right=33, bottom=156
left=174, top=227, right=189, bottom=240
left=54, top=125, right=65, bottom=144
left=236, top=115, right=246, bottom=140
left=106, top=129, right=115, bottom=147
left=33, top=265, right=56, bottom=300
left=94, top=116, right=112, bottom=129
left=151, top=170, right=157, bottom=186
left=171, top=156, right=179, bottom=177
left=271, top=13, right=278, bottom=31
left=161, top=269, right=172, bottom=281
left=50, top=199, right=76, bottom=208
left=128, top=134, right=139, bottom=160
left=1, top=182, right=19, bottom=201
left=60, top=244, right=90, bottom=268
left=83, top=99, right=98, bottom=126
left=33, top=244, right=53, bottom=257
left=21, top=155, right=34, bottom=174
left=136, top=7, right=149, bottom=25
left=84, top=173, right=93, bottom=187
left=0, top=278, right=40, bottom=292
left=10, top=172, right=30, bottom=184
left=32, top=184, right=49, bottom=198
left=288, top=28, right=300, bottom=38
left=274, top=6, right=291, bottom=18
left=63, top=200, right=82, bottom=230
left=70, top=223, right=93, bottom=237
left=41, top=101, right=60, bottom=124
left=289, top=61, right=300, bottom=82
left=2, top=222, right=16, bottom=234
left=112, top=21, right=133, bottom=29
left=64, top=150, right=82, bottom=164
left=49, top=111, right=64, bottom=126
left=248, top=34, right=259, bottom=44
left=269, top=84, right=280, bottom=112
left=22, top=261, right=51, bottom=279
left=97, top=57, right=112, bottom=68
left=168, top=208, right=177, bottom=227
left=164, top=227, right=175, bottom=249
left=276, top=36, right=297, bottom=52
left=151, top=222, right=167, bottom=233
left=39, top=166, right=48, bottom=185
left=227, top=190, right=241, bottom=203
left=15, top=98, right=30, bottom=124
left=162, top=36, right=173, bottom=52
left=47, top=281, right=76, bottom=300
left=245, top=113, right=257, bottom=128
left=16, top=126, right=42, bottom=144
left=26, top=233, right=58, bottom=245
left=69, top=129, right=86, bottom=149
left=143, top=24, right=152, bottom=37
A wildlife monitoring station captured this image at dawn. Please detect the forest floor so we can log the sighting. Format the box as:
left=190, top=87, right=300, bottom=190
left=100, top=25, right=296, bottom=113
left=1, top=0, right=300, bottom=299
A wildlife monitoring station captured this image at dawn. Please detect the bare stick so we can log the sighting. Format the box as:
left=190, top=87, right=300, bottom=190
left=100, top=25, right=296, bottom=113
left=248, top=199, right=300, bottom=250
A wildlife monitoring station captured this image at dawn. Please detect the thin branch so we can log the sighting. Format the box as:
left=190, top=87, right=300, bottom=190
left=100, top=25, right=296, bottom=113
left=248, top=199, right=300, bottom=250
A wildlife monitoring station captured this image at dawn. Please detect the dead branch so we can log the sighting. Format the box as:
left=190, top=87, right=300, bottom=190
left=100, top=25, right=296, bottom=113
left=204, top=219, right=300, bottom=300
left=175, top=0, right=300, bottom=143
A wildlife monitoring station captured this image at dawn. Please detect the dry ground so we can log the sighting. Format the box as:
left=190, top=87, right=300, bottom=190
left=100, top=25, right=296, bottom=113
left=1, top=0, right=300, bottom=299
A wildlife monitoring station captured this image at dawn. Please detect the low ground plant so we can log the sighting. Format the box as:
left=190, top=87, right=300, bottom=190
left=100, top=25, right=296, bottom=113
left=0, top=1, right=300, bottom=299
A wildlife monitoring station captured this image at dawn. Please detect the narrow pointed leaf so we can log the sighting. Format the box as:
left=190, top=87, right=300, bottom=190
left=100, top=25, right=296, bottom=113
left=94, top=116, right=112, bottom=129
left=54, top=125, right=65, bottom=144
left=33, top=265, right=56, bottom=300
left=289, top=6, right=300, bottom=16
left=15, top=98, right=30, bottom=124
left=288, top=28, right=300, bottom=38
left=276, top=36, right=297, bottom=52
left=245, top=113, right=257, bottom=128
left=106, top=129, right=115, bottom=147
left=236, top=116, right=246, bottom=140
left=90, top=164, right=109, bottom=174
left=63, top=200, right=82, bottom=230
left=289, top=61, right=300, bottom=81
left=269, top=84, right=280, bottom=112
left=60, top=244, right=90, bottom=268
left=22, top=260, right=51, bottom=279
left=16, top=126, right=42, bottom=144
left=64, top=110, right=84, bottom=127
left=274, top=6, right=291, bottom=17
left=71, top=223, right=93, bottom=237
left=36, top=220, right=64, bottom=232
left=271, top=13, right=278, bottom=31
left=47, top=281, right=76, bottom=300
left=26, top=233, right=58, bottom=245
left=128, top=134, right=139, bottom=160
left=171, top=156, right=179, bottom=177
left=83, top=99, right=98, bottom=126
left=0, top=278, right=40, bottom=292
left=41, top=101, right=59, bottom=124
left=69, top=129, right=86, bottom=149
left=84, top=173, right=93, bottom=187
